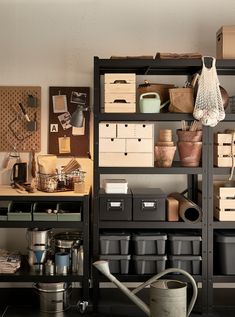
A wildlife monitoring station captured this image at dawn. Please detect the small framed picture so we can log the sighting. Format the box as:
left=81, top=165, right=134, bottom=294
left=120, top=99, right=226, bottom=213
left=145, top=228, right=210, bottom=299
left=52, top=95, right=68, bottom=113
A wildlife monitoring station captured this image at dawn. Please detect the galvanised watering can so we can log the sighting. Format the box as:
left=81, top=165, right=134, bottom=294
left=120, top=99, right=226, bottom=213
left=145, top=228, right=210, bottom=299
left=93, top=260, right=198, bottom=317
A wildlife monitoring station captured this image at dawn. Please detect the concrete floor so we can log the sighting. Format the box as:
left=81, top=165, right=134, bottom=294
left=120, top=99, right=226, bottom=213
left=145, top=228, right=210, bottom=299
left=1, top=306, right=235, bottom=317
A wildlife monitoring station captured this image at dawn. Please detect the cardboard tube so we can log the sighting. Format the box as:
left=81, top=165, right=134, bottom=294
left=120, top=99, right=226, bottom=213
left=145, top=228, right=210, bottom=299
left=169, top=192, right=202, bottom=223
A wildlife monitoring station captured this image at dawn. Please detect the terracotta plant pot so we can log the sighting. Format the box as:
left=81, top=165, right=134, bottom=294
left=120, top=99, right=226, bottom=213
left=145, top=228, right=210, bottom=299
left=177, top=130, right=202, bottom=142
left=177, top=141, right=202, bottom=167
left=155, top=146, right=176, bottom=167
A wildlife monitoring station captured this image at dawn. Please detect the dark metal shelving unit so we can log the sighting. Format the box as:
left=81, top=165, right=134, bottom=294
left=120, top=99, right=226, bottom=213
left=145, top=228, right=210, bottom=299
left=92, top=56, right=212, bottom=315
left=0, top=188, right=90, bottom=305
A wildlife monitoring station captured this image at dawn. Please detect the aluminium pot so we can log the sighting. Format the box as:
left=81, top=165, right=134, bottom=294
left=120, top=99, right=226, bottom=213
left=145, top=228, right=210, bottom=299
left=34, top=282, right=71, bottom=313
left=54, top=232, right=82, bottom=249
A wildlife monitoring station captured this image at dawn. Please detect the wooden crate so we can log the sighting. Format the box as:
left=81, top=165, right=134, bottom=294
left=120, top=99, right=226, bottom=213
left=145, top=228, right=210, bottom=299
left=104, top=103, right=136, bottom=113
left=214, top=133, right=235, bottom=167
left=104, top=73, right=136, bottom=84
left=214, top=181, right=235, bottom=221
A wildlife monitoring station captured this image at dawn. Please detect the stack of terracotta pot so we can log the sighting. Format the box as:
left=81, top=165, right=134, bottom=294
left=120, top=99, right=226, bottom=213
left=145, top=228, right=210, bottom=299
left=154, top=129, right=176, bottom=167
left=177, top=128, right=202, bottom=167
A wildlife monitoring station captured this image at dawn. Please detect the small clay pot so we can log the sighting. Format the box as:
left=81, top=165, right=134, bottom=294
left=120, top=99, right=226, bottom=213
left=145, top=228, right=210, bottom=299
left=177, top=130, right=202, bottom=142
left=177, top=141, right=202, bottom=167
left=155, top=146, right=176, bottom=167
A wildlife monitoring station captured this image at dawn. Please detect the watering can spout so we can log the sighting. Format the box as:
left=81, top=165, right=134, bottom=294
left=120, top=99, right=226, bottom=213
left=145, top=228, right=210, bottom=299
left=93, top=260, right=150, bottom=316
left=93, top=261, right=198, bottom=317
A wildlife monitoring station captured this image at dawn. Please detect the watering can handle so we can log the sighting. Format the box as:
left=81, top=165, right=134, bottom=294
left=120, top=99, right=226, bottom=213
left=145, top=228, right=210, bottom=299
left=140, top=92, right=160, bottom=99
left=132, top=267, right=198, bottom=317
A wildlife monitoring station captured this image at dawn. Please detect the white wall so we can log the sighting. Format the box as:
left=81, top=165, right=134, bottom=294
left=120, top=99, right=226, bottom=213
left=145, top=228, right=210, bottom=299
left=1, top=0, right=235, bottom=182
left=0, top=0, right=235, bottom=266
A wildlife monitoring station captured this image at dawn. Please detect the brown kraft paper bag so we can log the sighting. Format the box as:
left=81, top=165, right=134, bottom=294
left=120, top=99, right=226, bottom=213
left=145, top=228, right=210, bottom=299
left=169, top=87, right=194, bottom=113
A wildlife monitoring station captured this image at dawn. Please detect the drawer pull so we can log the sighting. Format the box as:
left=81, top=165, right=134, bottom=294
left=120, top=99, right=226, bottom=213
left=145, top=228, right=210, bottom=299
left=141, top=201, right=157, bottom=210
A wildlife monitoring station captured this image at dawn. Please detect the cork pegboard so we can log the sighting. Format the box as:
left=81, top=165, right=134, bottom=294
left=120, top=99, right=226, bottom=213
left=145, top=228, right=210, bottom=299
left=0, top=86, right=41, bottom=152
left=48, top=86, right=90, bottom=157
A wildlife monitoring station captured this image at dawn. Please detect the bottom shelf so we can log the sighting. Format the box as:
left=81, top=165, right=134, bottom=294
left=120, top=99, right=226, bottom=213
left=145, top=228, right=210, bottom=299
left=0, top=255, right=84, bottom=282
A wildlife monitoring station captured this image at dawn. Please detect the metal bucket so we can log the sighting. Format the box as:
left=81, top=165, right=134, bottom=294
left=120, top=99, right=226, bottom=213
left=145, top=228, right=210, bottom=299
left=150, top=279, right=187, bottom=317
left=34, top=282, right=71, bottom=313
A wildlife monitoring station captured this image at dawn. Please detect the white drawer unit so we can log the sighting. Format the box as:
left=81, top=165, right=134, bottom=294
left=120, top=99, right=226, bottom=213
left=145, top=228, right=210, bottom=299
left=99, top=122, right=154, bottom=167
left=117, top=122, right=154, bottom=139
left=99, top=152, right=154, bottom=167
left=99, top=122, right=117, bottom=138
left=99, top=138, right=126, bottom=153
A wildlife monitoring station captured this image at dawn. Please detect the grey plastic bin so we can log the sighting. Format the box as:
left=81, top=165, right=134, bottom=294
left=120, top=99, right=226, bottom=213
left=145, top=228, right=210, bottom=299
left=168, top=233, right=202, bottom=255
left=133, top=232, right=167, bottom=255
left=168, top=255, right=202, bottom=275
left=133, top=255, right=167, bottom=275
left=33, top=202, right=58, bottom=221
left=99, top=255, right=131, bottom=274
left=100, top=233, right=130, bottom=255
left=215, top=231, right=235, bottom=275
left=7, top=201, right=32, bottom=221
left=57, top=202, right=82, bottom=221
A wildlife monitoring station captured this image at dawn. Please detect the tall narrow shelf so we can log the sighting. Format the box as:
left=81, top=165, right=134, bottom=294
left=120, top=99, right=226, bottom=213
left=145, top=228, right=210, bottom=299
left=0, top=185, right=90, bottom=309
left=93, top=56, right=210, bottom=314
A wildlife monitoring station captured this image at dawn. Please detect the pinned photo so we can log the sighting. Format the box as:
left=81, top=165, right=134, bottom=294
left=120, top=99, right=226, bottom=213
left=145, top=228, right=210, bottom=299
left=52, top=95, right=68, bottom=113
left=58, top=112, right=72, bottom=130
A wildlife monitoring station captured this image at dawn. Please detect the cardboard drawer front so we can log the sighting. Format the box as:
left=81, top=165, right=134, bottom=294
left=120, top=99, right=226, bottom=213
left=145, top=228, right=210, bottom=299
left=104, top=73, right=136, bottom=84
left=135, top=123, right=154, bottom=138
left=126, top=138, right=153, bottom=152
left=117, top=123, right=136, bottom=138
left=99, top=122, right=117, bottom=138
left=99, top=138, right=126, bottom=152
left=99, top=152, right=153, bottom=167
left=117, top=123, right=154, bottom=138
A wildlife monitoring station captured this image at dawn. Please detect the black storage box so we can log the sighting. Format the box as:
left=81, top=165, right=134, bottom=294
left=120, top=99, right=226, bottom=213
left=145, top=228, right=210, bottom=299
left=215, top=231, right=235, bottom=275
left=99, top=189, right=132, bottom=221
left=132, top=188, right=166, bottom=221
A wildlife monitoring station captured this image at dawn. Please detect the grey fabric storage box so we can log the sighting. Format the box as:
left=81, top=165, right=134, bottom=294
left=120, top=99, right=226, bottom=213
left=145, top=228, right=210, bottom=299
left=168, top=255, right=202, bottom=275
left=133, top=232, right=167, bottom=255
left=133, top=255, right=167, bottom=274
left=7, top=201, right=32, bottom=221
left=100, top=232, right=130, bottom=254
left=99, top=254, right=131, bottom=274
left=132, top=188, right=166, bottom=221
left=215, top=231, right=235, bottom=275
left=168, top=233, right=202, bottom=255
left=99, top=189, right=132, bottom=221
left=57, top=202, right=82, bottom=221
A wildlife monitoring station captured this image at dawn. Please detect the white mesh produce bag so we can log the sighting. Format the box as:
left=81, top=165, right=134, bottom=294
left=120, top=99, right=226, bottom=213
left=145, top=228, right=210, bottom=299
left=193, top=56, right=225, bottom=127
